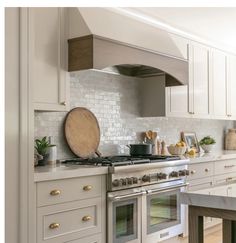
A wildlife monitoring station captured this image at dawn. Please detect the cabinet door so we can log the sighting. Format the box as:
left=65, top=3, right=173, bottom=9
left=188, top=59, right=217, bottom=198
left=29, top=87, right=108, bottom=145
left=165, top=85, right=190, bottom=118
left=212, top=50, right=227, bottom=118
left=227, top=55, right=236, bottom=119
left=189, top=43, right=210, bottom=117
left=29, top=8, right=69, bottom=111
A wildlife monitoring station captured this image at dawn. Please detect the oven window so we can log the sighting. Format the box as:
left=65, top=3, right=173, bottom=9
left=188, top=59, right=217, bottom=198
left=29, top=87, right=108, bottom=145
left=147, top=189, right=180, bottom=233
left=113, top=199, right=137, bottom=243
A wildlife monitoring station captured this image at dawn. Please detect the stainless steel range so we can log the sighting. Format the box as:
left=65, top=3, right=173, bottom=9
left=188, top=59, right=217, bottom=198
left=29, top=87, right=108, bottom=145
left=63, top=155, right=190, bottom=243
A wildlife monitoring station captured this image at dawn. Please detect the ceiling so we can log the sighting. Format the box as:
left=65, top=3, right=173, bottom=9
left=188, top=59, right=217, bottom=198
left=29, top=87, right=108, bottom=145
left=124, top=8, right=236, bottom=53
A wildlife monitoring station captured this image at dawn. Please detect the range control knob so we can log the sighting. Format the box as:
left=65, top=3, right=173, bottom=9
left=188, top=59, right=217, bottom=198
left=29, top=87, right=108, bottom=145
left=132, top=177, right=138, bottom=184
left=120, top=178, right=127, bottom=185
left=112, top=179, right=120, bottom=187
left=157, top=173, right=167, bottom=180
left=127, top=177, right=133, bottom=185
left=179, top=169, right=190, bottom=176
left=142, top=175, right=150, bottom=183
left=169, top=171, right=179, bottom=178
left=178, top=170, right=186, bottom=176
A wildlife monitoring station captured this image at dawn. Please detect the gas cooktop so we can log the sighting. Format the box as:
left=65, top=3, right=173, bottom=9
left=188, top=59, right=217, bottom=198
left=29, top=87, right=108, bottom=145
left=60, top=155, right=181, bottom=167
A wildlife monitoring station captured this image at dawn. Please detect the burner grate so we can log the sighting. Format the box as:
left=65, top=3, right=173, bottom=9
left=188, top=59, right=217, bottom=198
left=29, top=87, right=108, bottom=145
left=60, top=154, right=181, bottom=166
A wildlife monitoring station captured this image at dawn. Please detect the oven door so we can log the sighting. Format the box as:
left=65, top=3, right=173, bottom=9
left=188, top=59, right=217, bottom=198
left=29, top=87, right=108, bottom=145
left=107, top=189, right=145, bottom=243
left=143, top=180, right=187, bottom=243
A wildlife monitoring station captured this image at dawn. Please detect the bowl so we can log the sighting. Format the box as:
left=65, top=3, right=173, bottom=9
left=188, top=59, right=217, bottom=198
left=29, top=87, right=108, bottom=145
left=200, top=144, right=215, bottom=153
left=167, top=145, right=187, bottom=155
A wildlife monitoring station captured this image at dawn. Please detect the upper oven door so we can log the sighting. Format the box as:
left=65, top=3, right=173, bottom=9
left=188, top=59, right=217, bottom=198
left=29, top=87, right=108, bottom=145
left=107, top=189, right=145, bottom=243
left=143, top=180, right=187, bottom=243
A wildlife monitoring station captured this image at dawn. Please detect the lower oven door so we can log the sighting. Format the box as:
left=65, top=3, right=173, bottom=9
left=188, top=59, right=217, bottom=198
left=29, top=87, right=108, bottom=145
left=143, top=180, right=187, bottom=243
left=107, top=189, right=145, bottom=243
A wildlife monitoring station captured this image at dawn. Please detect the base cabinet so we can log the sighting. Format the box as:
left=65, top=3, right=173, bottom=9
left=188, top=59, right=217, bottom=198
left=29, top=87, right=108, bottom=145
left=36, top=175, right=106, bottom=243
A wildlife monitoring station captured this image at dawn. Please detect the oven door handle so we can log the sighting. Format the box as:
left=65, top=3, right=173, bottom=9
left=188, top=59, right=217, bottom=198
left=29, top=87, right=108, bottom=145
left=108, top=191, right=146, bottom=201
left=146, top=182, right=189, bottom=194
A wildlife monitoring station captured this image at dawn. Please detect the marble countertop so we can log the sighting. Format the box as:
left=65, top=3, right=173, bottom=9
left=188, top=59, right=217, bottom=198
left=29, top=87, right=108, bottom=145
left=34, top=163, right=108, bottom=182
left=180, top=185, right=236, bottom=211
left=185, top=150, right=236, bottom=164
left=34, top=150, right=236, bottom=182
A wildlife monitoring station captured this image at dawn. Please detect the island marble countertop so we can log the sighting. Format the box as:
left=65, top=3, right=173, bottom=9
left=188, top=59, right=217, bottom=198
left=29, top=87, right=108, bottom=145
left=34, top=163, right=108, bottom=182
left=180, top=184, right=236, bottom=211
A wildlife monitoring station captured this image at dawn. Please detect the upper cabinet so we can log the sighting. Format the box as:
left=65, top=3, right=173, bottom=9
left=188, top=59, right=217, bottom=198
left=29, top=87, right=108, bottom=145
left=188, top=42, right=210, bottom=118
left=29, top=8, right=69, bottom=111
left=211, top=50, right=227, bottom=119
left=227, top=55, right=236, bottom=119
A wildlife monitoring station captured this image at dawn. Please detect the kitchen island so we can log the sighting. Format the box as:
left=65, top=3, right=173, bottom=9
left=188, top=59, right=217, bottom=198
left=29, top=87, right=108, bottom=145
left=181, top=186, right=236, bottom=243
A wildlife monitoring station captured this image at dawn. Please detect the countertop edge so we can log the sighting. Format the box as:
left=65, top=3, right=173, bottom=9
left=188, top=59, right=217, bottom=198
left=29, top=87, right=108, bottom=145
left=34, top=166, right=108, bottom=182
left=180, top=191, right=236, bottom=211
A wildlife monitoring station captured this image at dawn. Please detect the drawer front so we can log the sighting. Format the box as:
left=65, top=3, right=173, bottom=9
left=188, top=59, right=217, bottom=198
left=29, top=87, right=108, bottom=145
left=187, top=177, right=213, bottom=191
left=214, top=159, right=236, bottom=175
left=188, top=162, right=214, bottom=180
left=37, top=176, right=102, bottom=206
left=214, top=172, right=236, bottom=185
left=37, top=198, right=102, bottom=243
left=65, top=234, right=102, bottom=243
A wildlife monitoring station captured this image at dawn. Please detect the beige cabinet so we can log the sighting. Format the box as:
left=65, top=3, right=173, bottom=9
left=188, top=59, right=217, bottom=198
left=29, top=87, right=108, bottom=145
left=227, top=55, right=236, bottom=119
left=188, top=42, right=210, bottom=118
left=211, top=49, right=227, bottom=118
left=165, top=85, right=190, bottom=118
left=36, top=175, right=106, bottom=243
left=29, top=8, right=69, bottom=111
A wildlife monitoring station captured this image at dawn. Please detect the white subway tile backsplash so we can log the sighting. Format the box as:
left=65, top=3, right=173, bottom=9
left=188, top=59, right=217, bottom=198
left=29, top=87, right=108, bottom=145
left=35, top=70, right=234, bottom=159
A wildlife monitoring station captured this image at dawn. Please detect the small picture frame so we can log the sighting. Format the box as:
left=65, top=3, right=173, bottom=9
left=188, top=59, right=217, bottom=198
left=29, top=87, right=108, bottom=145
left=181, top=132, right=200, bottom=153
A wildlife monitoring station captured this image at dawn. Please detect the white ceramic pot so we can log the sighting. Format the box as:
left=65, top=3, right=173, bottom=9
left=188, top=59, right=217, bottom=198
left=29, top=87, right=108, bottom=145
left=201, top=144, right=215, bottom=153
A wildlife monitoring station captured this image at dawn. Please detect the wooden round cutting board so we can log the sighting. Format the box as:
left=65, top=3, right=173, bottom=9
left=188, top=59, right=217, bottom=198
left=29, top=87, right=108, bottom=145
left=64, top=107, right=101, bottom=158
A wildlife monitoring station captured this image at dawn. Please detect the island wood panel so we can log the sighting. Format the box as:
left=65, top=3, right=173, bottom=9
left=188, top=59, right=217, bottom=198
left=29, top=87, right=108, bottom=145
left=188, top=205, right=236, bottom=243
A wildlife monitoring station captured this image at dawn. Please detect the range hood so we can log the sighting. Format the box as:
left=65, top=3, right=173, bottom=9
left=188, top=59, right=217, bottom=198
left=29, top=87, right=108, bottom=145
left=68, top=8, right=189, bottom=86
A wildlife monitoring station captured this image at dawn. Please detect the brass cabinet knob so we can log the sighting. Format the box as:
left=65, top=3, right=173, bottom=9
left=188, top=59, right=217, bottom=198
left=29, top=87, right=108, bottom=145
left=83, top=185, right=93, bottom=191
left=190, top=170, right=196, bottom=175
left=61, top=101, right=66, bottom=106
left=50, top=189, right=61, bottom=196
left=205, top=168, right=210, bottom=172
left=49, top=223, right=60, bottom=229
left=82, top=215, right=92, bottom=222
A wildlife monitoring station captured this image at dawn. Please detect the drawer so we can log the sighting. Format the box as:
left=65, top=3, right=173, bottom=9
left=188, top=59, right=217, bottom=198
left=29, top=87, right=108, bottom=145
left=214, top=159, right=236, bottom=175
left=37, top=198, right=102, bottom=243
left=187, top=177, right=213, bottom=191
left=214, top=172, right=236, bottom=185
left=64, top=234, right=102, bottom=243
left=37, top=176, right=102, bottom=207
left=188, top=162, right=214, bottom=180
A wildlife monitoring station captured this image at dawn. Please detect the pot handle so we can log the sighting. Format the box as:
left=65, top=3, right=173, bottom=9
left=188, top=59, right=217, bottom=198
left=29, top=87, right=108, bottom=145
left=126, top=145, right=131, bottom=149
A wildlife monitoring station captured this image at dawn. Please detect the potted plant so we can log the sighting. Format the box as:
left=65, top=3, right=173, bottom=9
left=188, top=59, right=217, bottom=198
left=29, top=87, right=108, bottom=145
left=35, top=136, right=55, bottom=166
left=199, top=136, right=216, bottom=153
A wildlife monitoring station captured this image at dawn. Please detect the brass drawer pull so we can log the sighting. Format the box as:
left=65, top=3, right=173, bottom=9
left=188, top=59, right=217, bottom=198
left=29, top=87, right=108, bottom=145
left=61, top=101, right=66, bottom=106
left=224, top=165, right=235, bottom=168
left=190, top=170, right=196, bottom=175
left=82, top=215, right=92, bottom=222
left=205, top=168, right=210, bottom=172
left=226, top=177, right=233, bottom=182
left=50, top=189, right=61, bottom=196
left=83, top=185, right=93, bottom=191
left=49, top=223, right=60, bottom=229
